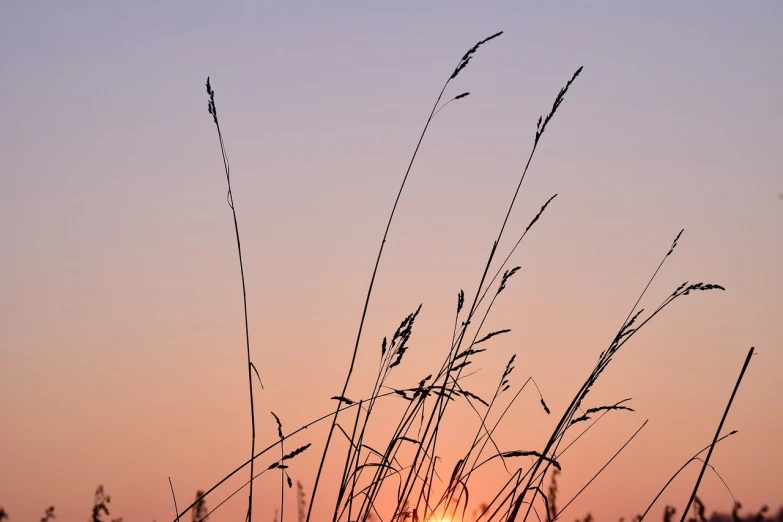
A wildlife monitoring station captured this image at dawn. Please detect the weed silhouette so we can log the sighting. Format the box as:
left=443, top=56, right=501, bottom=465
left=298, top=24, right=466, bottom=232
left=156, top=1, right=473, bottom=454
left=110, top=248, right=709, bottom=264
left=178, top=32, right=758, bottom=522
left=0, top=31, right=753, bottom=522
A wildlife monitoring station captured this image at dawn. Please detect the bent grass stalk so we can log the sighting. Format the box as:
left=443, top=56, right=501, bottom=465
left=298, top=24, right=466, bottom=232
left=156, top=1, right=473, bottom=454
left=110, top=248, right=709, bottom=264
left=639, top=430, right=739, bottom=522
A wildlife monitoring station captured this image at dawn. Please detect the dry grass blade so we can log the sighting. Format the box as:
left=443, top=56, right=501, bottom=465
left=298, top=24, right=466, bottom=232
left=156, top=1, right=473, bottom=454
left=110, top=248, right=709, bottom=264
left=169, top=477, right=180, bottom=522
left=250, top=362, right=265, bottom=390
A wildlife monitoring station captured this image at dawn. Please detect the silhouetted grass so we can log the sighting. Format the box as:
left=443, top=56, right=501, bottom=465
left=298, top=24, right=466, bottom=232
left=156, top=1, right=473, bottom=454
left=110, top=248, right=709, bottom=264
left=40, top=506, right=55, bottom=522
left=206, top=75, right=263, bottom=522
left=0, top=30, right=756, bottom=522
left=92, top=485, right=122, bottom=522
left=307, top=31, right=504, bottom=522
left=193, top=490, right=209, bottom=522
left=499, top=498, right=783, bottom=522
left=176, top=30, right=761, bottom=522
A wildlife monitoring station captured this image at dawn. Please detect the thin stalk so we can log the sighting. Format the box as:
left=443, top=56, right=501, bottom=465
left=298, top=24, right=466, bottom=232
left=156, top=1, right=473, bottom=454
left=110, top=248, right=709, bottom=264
left=206, top=78, right=261, bottom=522
left=169, top=477, right=180, bottom=522
left=678, top=347, right=754, bottom=522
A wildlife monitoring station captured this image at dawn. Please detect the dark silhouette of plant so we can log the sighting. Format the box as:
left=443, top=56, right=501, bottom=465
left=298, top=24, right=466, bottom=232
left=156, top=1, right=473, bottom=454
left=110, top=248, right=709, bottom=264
left=308, top=30, right=503, bottom=522
left=92, top=485, right=111, bottom=522
left=567, top=500, right=783, bottom=522
left=41, top=506, right=55, bottom=522
left=297, top=481, right=308, bottom=522
left=687, top=497, right=708, bottom=522
left=733, top=503, right=742, bottom=522
left=206, top=75, right=263, bottom=522
left=192, top=490, right=208, bottom=522
left=547, top=469, right=559, bottom=521
left=163, top=30, right=758, bottom=522
left=474, top=504, right=490, bottom=522
left=670, top=500, right=782, bottom=522
left=90, top=485, right=122, bottom=522
left=2, top=482, right=773, bottom=522
left=679, top=349, right=754, bottom=522
left=271, top=412, right=292, bottom=522
left=168, top=477, right=180, bottom=522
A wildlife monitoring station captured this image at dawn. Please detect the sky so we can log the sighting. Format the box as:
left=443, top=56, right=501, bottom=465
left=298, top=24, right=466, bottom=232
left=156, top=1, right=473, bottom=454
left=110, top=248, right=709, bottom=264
left=1, top=2, right=782, bottom=522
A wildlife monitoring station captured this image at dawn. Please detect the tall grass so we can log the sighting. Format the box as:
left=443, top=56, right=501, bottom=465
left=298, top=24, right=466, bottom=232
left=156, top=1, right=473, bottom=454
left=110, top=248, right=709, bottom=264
left=0, top=31, right=763, bottom=522
left=177, top=31, right=754, bottom=522
left=206, top=76, right=264, bottom=522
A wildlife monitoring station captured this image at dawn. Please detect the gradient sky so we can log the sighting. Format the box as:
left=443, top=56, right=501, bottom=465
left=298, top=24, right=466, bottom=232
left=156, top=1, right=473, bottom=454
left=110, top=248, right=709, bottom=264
left=1, top=2, right=782, bottom=522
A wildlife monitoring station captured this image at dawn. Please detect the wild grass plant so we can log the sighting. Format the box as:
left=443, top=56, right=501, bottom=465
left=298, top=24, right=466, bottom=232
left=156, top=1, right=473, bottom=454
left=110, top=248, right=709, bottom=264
left=0, top=31, right=758, bottom=522
left=179, top=31, right=755, bottom=522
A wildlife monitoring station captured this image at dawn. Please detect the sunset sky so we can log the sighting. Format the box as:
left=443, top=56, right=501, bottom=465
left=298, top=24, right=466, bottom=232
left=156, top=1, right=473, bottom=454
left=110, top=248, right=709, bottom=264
left=1, top=2, right=782, bottom=522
